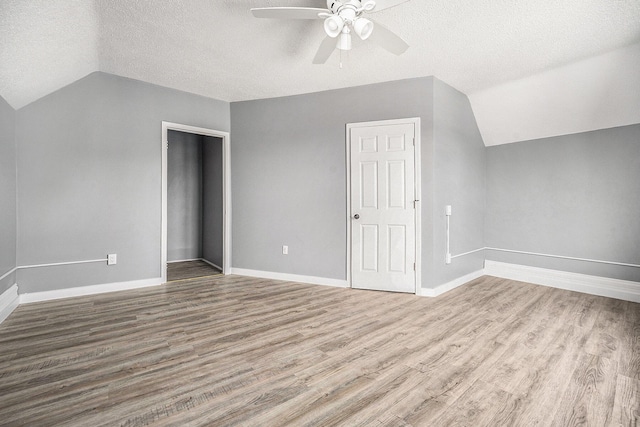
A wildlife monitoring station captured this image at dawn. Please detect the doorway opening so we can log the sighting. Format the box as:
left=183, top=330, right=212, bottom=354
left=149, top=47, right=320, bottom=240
left=161, top=122, right=231, bottom=283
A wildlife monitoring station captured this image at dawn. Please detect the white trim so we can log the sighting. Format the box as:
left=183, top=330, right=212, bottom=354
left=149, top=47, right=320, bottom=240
left=161, top=122, right=232, bottom=284
left=19, top=277, right=163, bottom=304
left=451, top=247, right=485, bottom=259
left=485, top=247, right=640, bottom=268
left=414, top=120, right=422, bottom=292
left=345, top=117, right=422, bottom=294
left=200, top=258, right=222, bottom=271
left=230, top=268, right=348, bottom=288
left=0, top=284, right=19, bottom=325
left=420, top=269, right=485, bottom=297
left=167, top=258, right=202, bottom=264
left=167, top=257, right=222, bottom=272
left=17, top=259, right=107, bottom=269
left=0, top=267, right=17, bottom=283
left=446, top=246, right=640, bottom=269
left=168, top=258, right=222, bottom=271
left=485, top=260, right=640, bottom=303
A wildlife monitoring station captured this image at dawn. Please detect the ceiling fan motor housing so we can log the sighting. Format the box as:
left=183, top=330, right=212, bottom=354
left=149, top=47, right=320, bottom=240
left=327, top=1, right=345, bottom=13
left=327, top=1, right=370, bottom=15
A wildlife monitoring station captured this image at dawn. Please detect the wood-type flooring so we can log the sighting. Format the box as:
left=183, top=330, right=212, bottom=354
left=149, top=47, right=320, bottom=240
left=0, top=275, right=638, bottom=426
left=167, top=260, right=221, bottom=282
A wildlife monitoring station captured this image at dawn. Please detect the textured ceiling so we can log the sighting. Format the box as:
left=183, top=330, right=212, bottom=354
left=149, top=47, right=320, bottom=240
left=0, top=0, right=98, bottom=110
left=1, top=0, right=640, bottom=144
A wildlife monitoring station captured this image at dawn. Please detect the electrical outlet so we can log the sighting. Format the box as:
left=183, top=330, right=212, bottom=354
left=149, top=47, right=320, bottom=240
left=445, top=205, right=452, bottom=216
left=445, top=253, right=452, bottom=264
left=107, top=254, right=117, bottom=265
left=282, top=245, right=288, bottom=255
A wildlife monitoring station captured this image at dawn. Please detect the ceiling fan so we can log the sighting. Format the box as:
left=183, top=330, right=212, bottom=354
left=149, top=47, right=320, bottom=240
left=251, top=0, right=411, bottom=64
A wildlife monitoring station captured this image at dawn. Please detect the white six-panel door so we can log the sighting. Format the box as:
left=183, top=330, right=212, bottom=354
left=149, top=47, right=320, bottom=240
left=349, top=121, right=417, bottom=293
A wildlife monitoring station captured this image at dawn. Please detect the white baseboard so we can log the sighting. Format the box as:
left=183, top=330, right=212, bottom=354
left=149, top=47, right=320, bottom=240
left=19, top=277, right=163, bottom=304
left=200, top=258, right=222, bottom=271
left=167, top=258, right=201, bottom=264
left=230, top=268, right=348, bottom=288
left=420, top=269, right=485, bottom=297
left=485, top=260, right=640, bottom=303
left=0, top=284, right=19, bottom=325
left=168, top=258, right=222, bottom=271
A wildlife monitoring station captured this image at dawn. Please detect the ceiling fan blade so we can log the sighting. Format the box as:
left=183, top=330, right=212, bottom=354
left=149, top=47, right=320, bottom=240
left=369, top=20, right=409, bottom=55
left=370, top=0, right=411, bottom=12
left=313, top=36, right=336, bottom=64
left=250, top=7, right=328, bottom=19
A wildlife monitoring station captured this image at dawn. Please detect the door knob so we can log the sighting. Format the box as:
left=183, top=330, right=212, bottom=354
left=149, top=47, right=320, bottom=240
left=353, top=214, right=360, bottom=219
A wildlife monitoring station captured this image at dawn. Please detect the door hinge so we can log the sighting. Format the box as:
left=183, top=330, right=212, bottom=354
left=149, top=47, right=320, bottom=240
left=413, top=200, right=419, bottom=208
left=413, top=262, right=416, bottom=271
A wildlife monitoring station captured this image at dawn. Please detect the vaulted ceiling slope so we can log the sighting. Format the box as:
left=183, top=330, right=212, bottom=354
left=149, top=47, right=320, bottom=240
left=1, top=0, right=639, bottom=145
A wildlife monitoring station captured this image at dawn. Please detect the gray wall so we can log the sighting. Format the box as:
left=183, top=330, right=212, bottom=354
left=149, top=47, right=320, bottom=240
left=15, top=72, right=230, bottom=293
left=167, top=130, right=203, bottom=261
left=11, top=70, right=634, bottom=298
left=486, top=124, right=640, bottom=282
left=232, top=77, right=454, bottom=288
left=231, top=76, right=485, bottom=289
left=202, top=136, right=224, bottom=268
left=0, top=95, right=17, bottom=294
left=430, top=78, right=486, bottom=287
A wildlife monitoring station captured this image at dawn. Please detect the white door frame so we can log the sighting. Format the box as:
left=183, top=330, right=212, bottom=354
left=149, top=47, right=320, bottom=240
left=346, top=117, right=421, bottom=293
left=161, top=122, right=232, bottom=283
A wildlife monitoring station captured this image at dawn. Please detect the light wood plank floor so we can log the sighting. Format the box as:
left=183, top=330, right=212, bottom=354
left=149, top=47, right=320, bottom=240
left=167, top=260, right=221, bottom=282
left=0, top=275, right=638, bottom=426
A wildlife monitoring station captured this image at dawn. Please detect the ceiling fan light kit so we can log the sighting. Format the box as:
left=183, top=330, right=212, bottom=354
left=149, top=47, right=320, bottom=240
left=251, top=0, right=410, bottom=64
left=324, top=15, right=345, bottom=37
left=353, top=18, right=374, bottom=40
